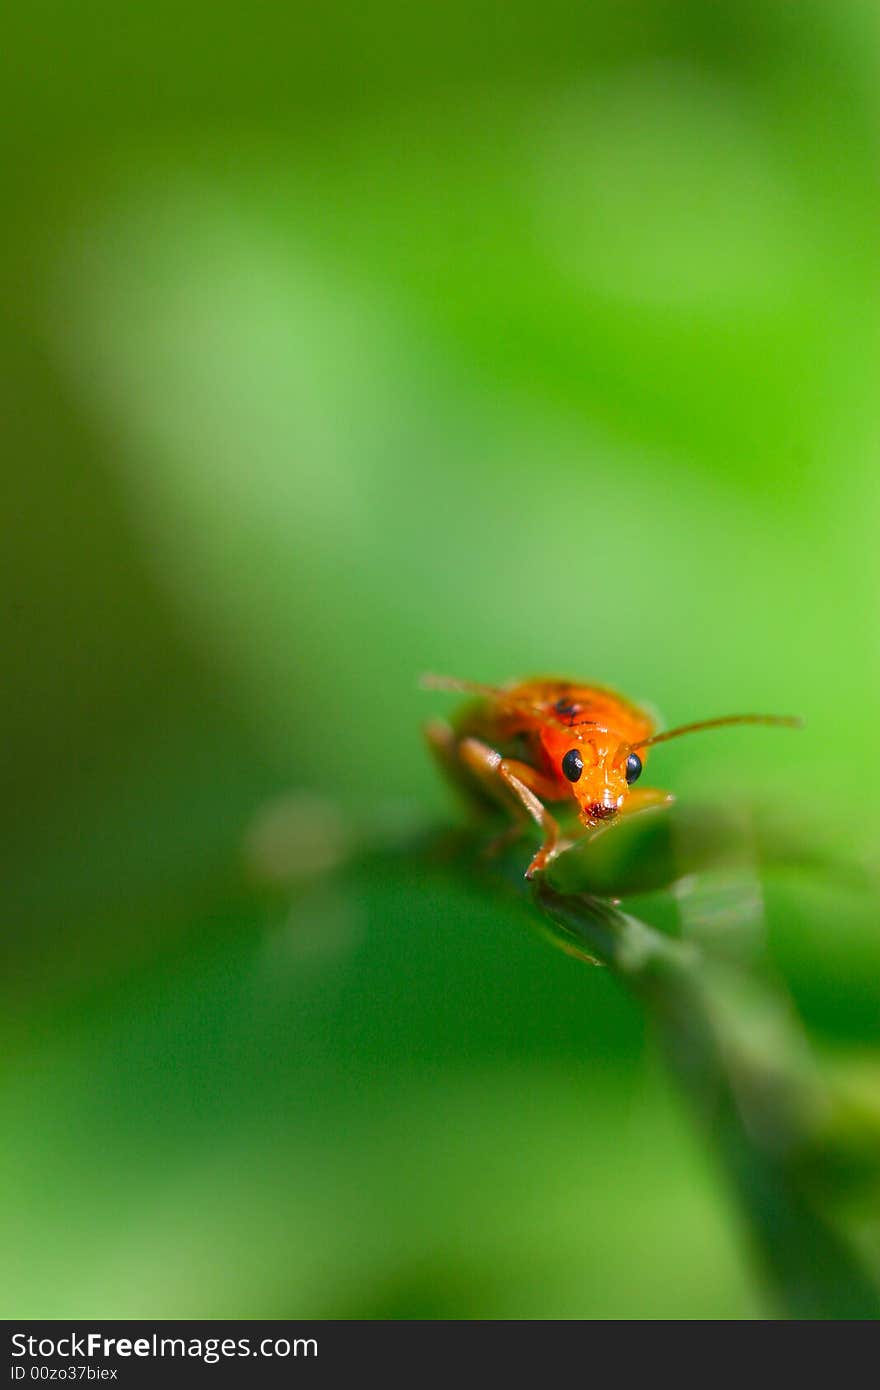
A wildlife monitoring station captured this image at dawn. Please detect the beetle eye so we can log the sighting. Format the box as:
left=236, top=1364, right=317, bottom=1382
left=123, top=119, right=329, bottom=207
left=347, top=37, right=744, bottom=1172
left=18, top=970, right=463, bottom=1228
left=561, top=749, right=584, bottom=782
left=625, top=752, right=642, bottom=785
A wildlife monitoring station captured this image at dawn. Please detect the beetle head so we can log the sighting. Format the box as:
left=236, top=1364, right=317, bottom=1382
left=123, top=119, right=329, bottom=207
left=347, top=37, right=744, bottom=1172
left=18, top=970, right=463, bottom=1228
left=541, top=725, right=642, bottom=829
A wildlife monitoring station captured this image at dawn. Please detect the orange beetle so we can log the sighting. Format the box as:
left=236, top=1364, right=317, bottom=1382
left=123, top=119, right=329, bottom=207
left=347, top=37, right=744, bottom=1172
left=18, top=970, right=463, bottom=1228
left=423, top=674, right=800, bottom=878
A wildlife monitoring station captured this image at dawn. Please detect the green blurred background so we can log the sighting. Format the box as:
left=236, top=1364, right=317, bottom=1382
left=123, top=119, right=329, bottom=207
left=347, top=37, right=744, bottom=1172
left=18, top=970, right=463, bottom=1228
left=2, top=1, right=879, bottom=1318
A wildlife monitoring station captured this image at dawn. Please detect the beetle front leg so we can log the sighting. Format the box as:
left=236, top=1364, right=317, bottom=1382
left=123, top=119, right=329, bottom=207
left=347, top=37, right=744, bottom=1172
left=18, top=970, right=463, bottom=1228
left=458, top=737, right=565, bottom=879
left=424, top=718, right=502, bottom=815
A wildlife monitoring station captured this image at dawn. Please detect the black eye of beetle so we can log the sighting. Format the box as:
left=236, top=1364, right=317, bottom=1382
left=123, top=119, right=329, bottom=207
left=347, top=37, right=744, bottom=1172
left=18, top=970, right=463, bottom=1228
left=625, top=752, right=643, bottom=785
left=562, top=749, right=584, bottom=782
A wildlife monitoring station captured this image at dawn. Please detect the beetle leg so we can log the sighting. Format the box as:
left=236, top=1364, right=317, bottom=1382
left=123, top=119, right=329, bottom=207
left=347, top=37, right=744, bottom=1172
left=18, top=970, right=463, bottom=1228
left=424, top=717, right=464, bottom=786
left=482, top=820, right=529, bottom=857
left=424, top=718, right=501, bottom=814
left=458, top=737, right=564, bottom=878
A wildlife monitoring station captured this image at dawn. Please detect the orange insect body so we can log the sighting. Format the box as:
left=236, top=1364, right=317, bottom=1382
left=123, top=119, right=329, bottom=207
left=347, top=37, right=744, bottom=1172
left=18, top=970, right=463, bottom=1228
left=464, top=677, right=654, bottom=825
left=423, top=673, right=800, bottom=879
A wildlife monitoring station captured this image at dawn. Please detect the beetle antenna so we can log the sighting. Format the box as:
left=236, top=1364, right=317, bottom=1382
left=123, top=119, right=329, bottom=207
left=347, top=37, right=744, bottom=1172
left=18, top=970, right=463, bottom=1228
left=420, top=673, right=556, bottom=722
left=420, top=673, right=508, bottom=699
left=633, top=712, right=803, bottom=750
